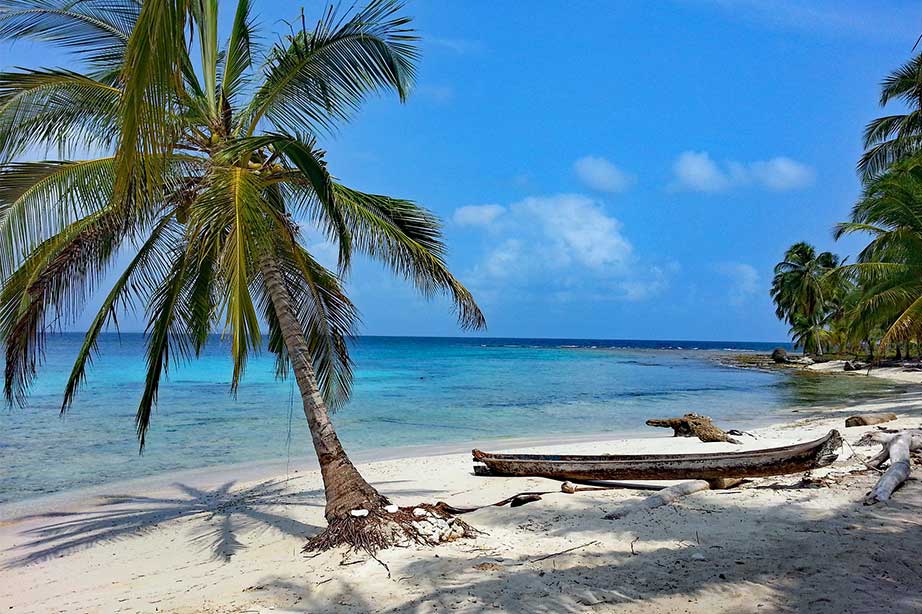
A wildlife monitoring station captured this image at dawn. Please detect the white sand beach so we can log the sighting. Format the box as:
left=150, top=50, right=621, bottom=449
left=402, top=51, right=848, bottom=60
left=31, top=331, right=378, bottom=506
left=2, top=392, right=921, bottom=614
left=808, top=360, right=922, bottom=385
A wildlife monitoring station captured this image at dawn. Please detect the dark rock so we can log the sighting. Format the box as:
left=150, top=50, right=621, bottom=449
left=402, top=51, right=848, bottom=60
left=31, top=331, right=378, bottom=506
left=771, top=348, right=789, bottom=364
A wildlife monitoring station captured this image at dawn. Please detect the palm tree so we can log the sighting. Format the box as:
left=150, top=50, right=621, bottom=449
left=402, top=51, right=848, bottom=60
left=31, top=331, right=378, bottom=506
left=771, top=242, right=841, bottom=323
left=859, top=53, right=922, bottom=181
left=0, top=0, right=484, bottom=551
left=835, top=160, right=922, bottom=352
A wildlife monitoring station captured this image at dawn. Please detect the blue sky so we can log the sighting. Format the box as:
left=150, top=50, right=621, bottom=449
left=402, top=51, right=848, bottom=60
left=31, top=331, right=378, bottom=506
left=2, top=0, right=920, bottom=342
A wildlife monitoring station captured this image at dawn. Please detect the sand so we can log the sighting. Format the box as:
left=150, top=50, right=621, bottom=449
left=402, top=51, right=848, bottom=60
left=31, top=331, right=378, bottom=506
left=808, top=359, right=922, bottom=384
left=2, top=392, right=922, bottom=613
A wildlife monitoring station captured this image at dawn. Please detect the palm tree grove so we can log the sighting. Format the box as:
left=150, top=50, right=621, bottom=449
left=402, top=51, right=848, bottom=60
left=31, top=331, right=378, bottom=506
left=772, top=53, right=922, bottom=362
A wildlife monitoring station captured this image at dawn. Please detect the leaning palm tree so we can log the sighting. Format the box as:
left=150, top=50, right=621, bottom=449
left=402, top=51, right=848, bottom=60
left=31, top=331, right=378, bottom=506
left=859, top=53, right=922, bottom=181
left=0, top=0, right=484, bottom=551
left=835, top=160, right=922, bottom=351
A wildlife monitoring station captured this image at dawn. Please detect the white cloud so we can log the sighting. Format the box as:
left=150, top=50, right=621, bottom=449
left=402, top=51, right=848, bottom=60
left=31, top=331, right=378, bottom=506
left=716, top=262, right=760, bottom=305
left=748, top=157, right=815, bottom=191
left=510, top=194, right=632, bottom=269
left=670, top=150, right=814, bottom=193
left=685, top=0, right=918, bottom=42
left=425, top=36, right=486, bottom=54
left=463, top=193, right=670, bottom=303
left=671, top=151, right=731, bottom=193
left=482, top=239, right=524, bottom=279
left=573, top=156, right=634, bottom=193
left=453, top=204, right=506, bottom=227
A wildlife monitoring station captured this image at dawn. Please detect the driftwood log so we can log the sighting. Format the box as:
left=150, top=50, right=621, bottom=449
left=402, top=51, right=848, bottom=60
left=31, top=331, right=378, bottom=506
left=845, top=413, right=897, bottom=427
left=646, top=413, right=741, bottom=444
left=864, top=430, right=922, bottom=505
left=604, top=480, right=711, bottom=520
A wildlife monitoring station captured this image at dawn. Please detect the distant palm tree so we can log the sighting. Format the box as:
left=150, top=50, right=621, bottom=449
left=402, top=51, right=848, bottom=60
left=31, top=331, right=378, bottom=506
left=0, top=0, right=483, bottom=551
left=771, top=242, right=840, bottom=317
left=835, top=161, right=922, bottom=349
left=859, top=53, right=922, bottom=181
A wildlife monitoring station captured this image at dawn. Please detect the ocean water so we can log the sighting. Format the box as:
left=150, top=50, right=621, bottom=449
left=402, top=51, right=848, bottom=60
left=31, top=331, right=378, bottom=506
left=0, top=334, right=903, bottom=504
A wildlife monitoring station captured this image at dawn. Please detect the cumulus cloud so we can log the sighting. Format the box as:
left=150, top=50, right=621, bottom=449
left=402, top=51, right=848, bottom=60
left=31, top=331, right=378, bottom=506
left=511, top=194, right=632, bottom=269
left=670, top=151, right=814, bottom=193
left=716, top=262, right=760, bottom=304
left=671, top=151, right=731, bottom=193
left=573, top=156, right=634, bottom=193
left=464, top=194, right=669, bottom=303
left=453, top=204, right=506, bottom=227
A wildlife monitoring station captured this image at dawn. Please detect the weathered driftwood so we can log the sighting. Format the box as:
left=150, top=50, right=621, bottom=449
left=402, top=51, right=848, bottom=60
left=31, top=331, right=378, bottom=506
left=845, top=413, right=897, bottom=427
left=705, top=477, right=744, bottom=489
left=560, top=477, right=741, bottom=494
left=645, top=413, right=741, bottom=444
left=472, top=430, right=842, bottom=481
left=863, top=430, right=922, bottom=469
left=865, top=432, right=914, bottom=505
left=604, top=480, right=711, bottom=520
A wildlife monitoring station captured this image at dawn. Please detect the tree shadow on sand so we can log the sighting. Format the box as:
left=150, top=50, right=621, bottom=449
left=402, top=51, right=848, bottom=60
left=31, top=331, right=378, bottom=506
left=247, top=473, right=922, bottom=614
left=4, top=478, right=447, bottom=569
left=4, top=478, right=323, bottom=566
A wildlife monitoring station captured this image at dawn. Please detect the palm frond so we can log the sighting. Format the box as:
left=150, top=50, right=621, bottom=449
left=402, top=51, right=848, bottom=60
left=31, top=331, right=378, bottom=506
left=0, top=0, right=139, bottom=71
left=221, top=0, right=256, bottom=106
left=244, top=0, right=417, bottom=135
left=0, top=208, right=125, bottom=405
left=0, top=158, right=115, bottom=277
left=62, top=216, right=178, bottom=413
left=329, top=183, right=484, bottom=330
left=114, top=0, right=188, bottom=206
left=0, top=69, right=120, bottom=161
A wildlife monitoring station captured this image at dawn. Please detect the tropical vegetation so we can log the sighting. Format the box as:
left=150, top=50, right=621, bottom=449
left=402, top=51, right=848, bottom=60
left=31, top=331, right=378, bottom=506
left=0, top=0, right=484, bottom=550
left=773, top=51, right=922, bottom=360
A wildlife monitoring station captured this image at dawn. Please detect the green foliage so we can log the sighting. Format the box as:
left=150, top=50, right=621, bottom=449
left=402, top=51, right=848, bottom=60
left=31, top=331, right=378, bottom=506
left=0, top=0, right=484, bottom=449
left=859, top=53, right=922, bottom=181
left=770, top=242, right=848, bottom=354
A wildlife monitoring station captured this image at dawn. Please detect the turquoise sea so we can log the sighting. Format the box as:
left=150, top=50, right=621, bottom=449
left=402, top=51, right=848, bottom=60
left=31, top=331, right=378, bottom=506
left=0, top=335, right=904, bottom=504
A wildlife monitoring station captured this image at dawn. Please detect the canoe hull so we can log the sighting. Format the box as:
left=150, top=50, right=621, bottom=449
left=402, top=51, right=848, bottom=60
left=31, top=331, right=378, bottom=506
left=472, top=430, right=842, bottom=481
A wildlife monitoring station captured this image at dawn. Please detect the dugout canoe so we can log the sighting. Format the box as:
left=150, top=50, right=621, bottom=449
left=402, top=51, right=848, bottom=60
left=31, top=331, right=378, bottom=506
left=472, top=430, right=842, bottom=481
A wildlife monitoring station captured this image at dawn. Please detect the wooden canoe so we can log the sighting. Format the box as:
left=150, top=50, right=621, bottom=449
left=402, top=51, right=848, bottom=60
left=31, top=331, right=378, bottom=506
left=472, top=429, right=842, bottom=481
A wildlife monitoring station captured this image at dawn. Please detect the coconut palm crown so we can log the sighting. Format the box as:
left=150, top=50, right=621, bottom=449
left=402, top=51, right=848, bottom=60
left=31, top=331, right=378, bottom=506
left=835, top=160, right=922, bottom=347
left=0, top=0, right=484, bottom=549
left=859, top=52, right=922, bottom=181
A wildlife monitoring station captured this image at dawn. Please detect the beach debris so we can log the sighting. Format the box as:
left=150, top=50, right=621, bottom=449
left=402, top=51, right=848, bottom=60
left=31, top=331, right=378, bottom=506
left=473, top=562, right=504, bottom=572
left=704, top=477, right=744, bottom=489
left=528, top=540, right=600, bottom=563
left=350, top=509, right=370, bottom=517
left=771, top=348, right=788, bottom=363
left=845, top=413, right=898, bottom=427
left=843, top=360, right=868, bottom=372
left=409, top=507, right=469, bottom=543
left=604, top=480, right=711, bottom=520
left=864, top=429, right=922, bottom=504
left=645, top=413, right=742, bottom=444
left=384, top=504, right=399, bottom=513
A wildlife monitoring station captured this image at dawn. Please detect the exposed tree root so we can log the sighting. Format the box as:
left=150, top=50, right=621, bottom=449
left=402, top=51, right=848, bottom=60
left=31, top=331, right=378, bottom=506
left=645, top=413, right=741, bottom=444
left=303, top=504, right=477, bottom=554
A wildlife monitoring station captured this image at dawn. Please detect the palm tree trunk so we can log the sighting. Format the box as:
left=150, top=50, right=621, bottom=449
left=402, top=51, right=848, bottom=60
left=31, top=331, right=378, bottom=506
left=261, top=259, right=389, bottom=521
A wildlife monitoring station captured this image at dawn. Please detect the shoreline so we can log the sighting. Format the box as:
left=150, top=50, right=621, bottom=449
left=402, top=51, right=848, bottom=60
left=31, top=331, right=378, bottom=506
left=1, top=380, right=905, bottom=519
left=3, top=391, right=922, bottom=612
